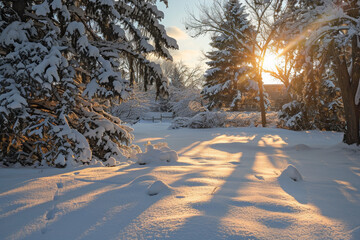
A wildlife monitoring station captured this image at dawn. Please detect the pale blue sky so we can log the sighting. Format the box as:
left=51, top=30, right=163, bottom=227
left=157, top=1, right=211, bottom=68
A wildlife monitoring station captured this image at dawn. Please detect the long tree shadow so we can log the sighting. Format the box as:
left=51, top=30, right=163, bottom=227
left=166, top=134, right=265, bottom=240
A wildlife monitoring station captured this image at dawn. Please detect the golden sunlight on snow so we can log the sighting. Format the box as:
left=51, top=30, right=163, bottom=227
left=136, top=137, right=165, bottom=143
left=257, top=135, right=288, bottom=148
left=113, top=134, right=349, bottom=239
left=1, top=130, right=355, bottom=240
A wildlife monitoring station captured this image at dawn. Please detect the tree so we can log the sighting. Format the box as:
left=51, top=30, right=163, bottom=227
left=278, top=64, right=345, bottom=131
left=0, top=0, right=178, bottom=167
left=187, top=0, right=256, bottom=111
left=244, top=0, right=286, bottom=126
left=277, top=0, right=360, bottom=144
left=161, top=60, right=205, bottom=116
left=187, top=0, right=284, bottom=125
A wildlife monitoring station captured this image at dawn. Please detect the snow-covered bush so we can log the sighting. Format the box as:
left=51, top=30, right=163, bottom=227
left=136, top=142, right=178, bottom=165
left=111, top=89, right=151, bottom=124
left=278, top=74, right=345, bottom=132
left=170, top=111, right=279, bottom=129
left=0, top=1, right=177, bottom=167
left=170, top=88, right=204, bottom=117
left=278, top=101, right=314, bottom=131
left=188, top=112, right=227, bottom=128
left=169, top=117, right=191, bottom=129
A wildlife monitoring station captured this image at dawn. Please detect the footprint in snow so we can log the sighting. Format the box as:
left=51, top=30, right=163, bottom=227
left=255, top=175, right=265, bottom=180
left=53, top=191, right=60, bottom=201
left=229, top=161, right=241, bottom=165
left=53, top=181, right=63, bottom=201
left=45, top=207, right=58, bottom=220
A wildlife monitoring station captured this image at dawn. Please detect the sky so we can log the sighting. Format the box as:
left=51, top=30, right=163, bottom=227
left=157, top=1, right=210, bottom=68
left=156, top=0, right=280, bottom=84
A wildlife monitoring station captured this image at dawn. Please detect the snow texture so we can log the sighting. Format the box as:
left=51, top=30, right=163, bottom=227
left=0, top=123, right=359, bottom=239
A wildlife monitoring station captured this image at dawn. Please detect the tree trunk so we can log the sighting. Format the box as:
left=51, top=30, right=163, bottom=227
left=333, top=54, right=360, bottom=145
left=12, top=0, right=28, bottom=21
left=257, top=75, right=267, bottom=127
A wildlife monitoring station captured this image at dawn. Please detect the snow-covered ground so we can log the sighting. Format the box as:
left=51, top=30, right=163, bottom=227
left=1, top=122, right=360, bottom=240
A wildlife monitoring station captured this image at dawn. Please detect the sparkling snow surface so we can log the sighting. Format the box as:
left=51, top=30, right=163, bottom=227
left=1, top=122, right=360, bottom=240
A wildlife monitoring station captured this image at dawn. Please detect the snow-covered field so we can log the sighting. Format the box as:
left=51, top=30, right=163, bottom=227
left=1, top=122, right=360, bottom=240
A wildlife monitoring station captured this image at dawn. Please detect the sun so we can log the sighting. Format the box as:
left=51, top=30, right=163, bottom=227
left=262, top=52, right=280, bottom=72
left=261, top=52, right=283, bottom=84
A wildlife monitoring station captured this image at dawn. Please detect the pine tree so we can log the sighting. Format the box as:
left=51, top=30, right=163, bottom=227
left=201, top=0, right=255, bottom=111
left=0, top=0, right=178, bottom=167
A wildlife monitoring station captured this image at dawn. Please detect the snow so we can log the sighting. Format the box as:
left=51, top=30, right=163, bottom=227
left=147, top=180, right=171, bottom=196
left=136, top=142, right=178, bottom=165
left=0, top=122, right=359, bottom=239
left=104, top=157, right=117, bottom=167
left=66, top=22, right=86, bottom=36
left=279, top=165, right=303, bottom=182
left=0, top=21, right=32, bottom=46
left=32, top=2, right=50, bottom=17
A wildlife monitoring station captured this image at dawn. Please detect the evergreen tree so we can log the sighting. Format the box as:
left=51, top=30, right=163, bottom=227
left=0, top=0, right=178, bottom=167
left=277, top=0, right=356, bottom=139
left=279, top=65, right=345, bottom=131
left=201, top=0, right=255, bottom=111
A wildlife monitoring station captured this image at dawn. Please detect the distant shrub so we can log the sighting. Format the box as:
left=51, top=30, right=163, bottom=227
left=169, top=111, right=278, bottom=129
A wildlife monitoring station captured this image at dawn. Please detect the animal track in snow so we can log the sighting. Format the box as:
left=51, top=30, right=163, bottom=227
left=45, top=181, right=63, bottom=222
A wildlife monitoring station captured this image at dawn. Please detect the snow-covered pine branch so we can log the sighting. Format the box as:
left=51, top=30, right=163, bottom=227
left=0, top=0, right=177, bottom=167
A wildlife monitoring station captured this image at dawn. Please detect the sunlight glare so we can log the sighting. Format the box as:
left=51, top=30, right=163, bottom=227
left=262, top=52, right=280, bottom=72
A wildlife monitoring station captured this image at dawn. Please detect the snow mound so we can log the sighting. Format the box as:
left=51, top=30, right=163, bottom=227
left=130, top=175, right=158, bottom=186
left=280, top=165, right=303, bottom=182
left=136, top=142, right=178, bottom=165
left=147, top=180, right=171, bottom=196
left=104, top=157, right=117, bottom=167
left=294, top=144, right=311, bottom=151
